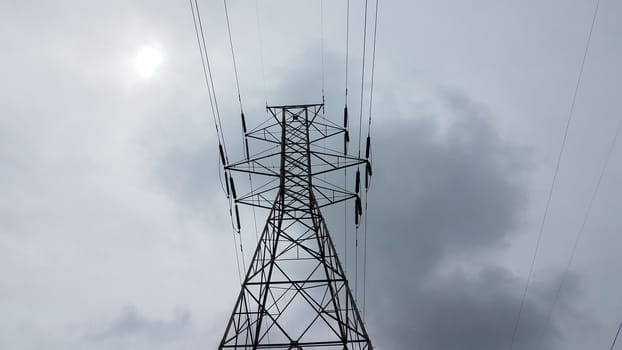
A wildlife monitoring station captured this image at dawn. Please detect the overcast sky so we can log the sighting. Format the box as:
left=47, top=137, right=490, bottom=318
left=1, top=0, right=621, bottom=349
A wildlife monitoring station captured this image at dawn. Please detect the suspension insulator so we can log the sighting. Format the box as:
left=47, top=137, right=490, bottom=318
left=229, top=176, right=237, bottom=199
left=355, top=169, right=361, bottom=194
left=219, top=144, right=227, bottom=167
left=241, top=112, right=247, bottom=134
left=365, top=135, right=371, bottom=159
left=356, top=195, right=363, bottom=216
left=365, top=168, right=369, bottom=190
left=344, top=131, right=349, bottom=153
left=355, top=204, right=359, bottom=226
left=366, top=161, right=373, bottom=177
left=343, top=106, right=349, bottom=128
left=244, top=138, right=250, bottom=160
left=234, top=204, right=241, bottom=231
left=224, top=171, right=231, bottom=197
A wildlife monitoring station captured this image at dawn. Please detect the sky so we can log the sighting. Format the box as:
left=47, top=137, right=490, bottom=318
left=1, top=0, right=621, bottom=349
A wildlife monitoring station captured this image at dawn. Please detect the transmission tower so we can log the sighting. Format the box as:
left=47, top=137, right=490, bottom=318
left=219, top=104, right=373, bottom=349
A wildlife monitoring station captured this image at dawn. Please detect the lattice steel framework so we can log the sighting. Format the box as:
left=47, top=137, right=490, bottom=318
left=220, top=104, right=373, bottom=349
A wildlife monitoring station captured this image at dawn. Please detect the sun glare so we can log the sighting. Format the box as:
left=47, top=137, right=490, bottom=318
left=135, top=46, right=162, bottom=77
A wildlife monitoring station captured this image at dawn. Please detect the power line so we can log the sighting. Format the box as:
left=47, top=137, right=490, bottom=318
left=343, top=0, right=351, bottom=278
left=189, top=0, right=223, bottom=150
left=344, top=0, right=350, bottom=107
left=190, top=0, right=230, bottom=198
left=539, top=117, right=621, bottom=348
left=611, top=322, right=622, bottom=350
left=223, top=0, right=262, bottom=271
left=192, top=0, right=229, bottom=161
left=254, top=0, right=268, bottom=105
left=189, top=0, right=245, bottom=283
left=223, top=0, right=243, bottom=111
left=354, top=0, right=370, bottom=302
left=507, top=1, right=601, bottom=348
left=222, top=0, right=247, bottom=160
left=367, top=0, right=379, bottom=133
left=320, top=0, right=325, bottom=103
left=357, top=0, right=369, bottom=159
left=362, top=0, right=379, bottom=322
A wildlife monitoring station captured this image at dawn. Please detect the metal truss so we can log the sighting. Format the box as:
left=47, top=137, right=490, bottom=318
left=220, top=104, right=372, bottom=349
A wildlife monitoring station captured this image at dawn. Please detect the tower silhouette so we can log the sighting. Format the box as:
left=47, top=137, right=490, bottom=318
left=219, top=104, right=372, bottom=349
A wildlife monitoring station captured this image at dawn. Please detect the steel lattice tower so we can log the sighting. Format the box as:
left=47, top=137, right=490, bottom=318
left=219, top=104, right=373, bottom=349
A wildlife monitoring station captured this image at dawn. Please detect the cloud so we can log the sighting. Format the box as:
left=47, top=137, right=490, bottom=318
left=368, top=96, right=526, bottom=277
left=374, top=267, right=564, bottom=350
left=360, top=93, right=579, bottom=349
left=2, top=1, right=614, bottom=348
left=90, top=307, right=191, bottom=342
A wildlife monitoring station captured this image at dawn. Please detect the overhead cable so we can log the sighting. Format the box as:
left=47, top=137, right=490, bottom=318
left=362, top=0, right=379, bottom=322
left=354, top=0, right=370, bottom=304
left=343, top=0, right=351, bottom=277
left=223, top=0, right=261, bottom=267
left=320, top=0, right=326, bottom=103
left=507, top=1, right=601, bottom=348
left=192, top=0, right=228, bottom=160
left=189, top=0, right=245, bottom=283
left=223, top=0, right=243, bottom=112
left=539, top=117, right=621, bottom=348
left=254, top=0, right=268, bottom=105
left=611, top=321, right=622, bottom=350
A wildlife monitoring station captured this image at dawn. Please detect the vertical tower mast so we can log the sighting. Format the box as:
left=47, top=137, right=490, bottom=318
left=220, top=104, right=372, bottom=349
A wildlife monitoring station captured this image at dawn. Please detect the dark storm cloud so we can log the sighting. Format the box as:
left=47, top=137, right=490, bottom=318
left=374, top=267, right=567, bottom=350
left=363, top=94, right=579, bottom=349
left=369, top=104, right=526, bottom=277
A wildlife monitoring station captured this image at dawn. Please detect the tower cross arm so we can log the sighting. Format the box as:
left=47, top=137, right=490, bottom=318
left=310, top=151, right=368, bottom=177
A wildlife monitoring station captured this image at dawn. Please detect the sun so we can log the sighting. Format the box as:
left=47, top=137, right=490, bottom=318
left=134, top=46, right=162, bottom=77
